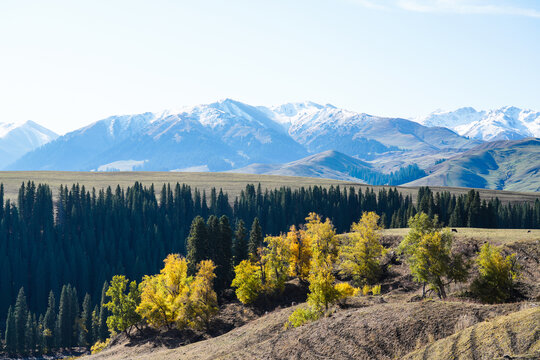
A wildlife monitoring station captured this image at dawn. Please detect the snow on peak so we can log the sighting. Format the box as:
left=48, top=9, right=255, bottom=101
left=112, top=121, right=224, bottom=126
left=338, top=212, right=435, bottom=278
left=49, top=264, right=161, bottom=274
left=414, top=106, right=540, bottom=141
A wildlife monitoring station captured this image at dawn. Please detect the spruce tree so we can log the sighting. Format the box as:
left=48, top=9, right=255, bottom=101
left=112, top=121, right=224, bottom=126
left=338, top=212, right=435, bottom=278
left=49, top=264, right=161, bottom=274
left=79, top=293, right=92, bottom=347
left=98, top=282, right=109, bottom=341
left=43, top=291, right=56, bottom=351
left=248, top=217, right=263, bottom=261
left=91, top=305, right=100, bottom=345
left=14, top=287, right=28, bottom=354
left=57, top=285, right=71, bottom=348
left=186, top=216, right=209, bottom=275
left=233, top=219, right=248, bottom=265
left=5, top=306, right=16, bottom=355
left=216, top=215, right=233, bottom=291
left=69, top=286, right=79, bottom=347
left=206, top=215, right=220, bottom=264
left=25, top=312, right=35, bottom=354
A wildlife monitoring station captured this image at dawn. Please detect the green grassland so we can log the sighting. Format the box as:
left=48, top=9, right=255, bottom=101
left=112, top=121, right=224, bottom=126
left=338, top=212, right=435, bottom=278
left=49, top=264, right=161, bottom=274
left=1, top=171, right=539, bottom=204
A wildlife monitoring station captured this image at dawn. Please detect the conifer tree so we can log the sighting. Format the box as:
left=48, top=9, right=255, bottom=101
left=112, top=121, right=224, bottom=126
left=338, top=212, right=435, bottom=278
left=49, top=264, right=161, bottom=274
left=57, top=285, right=71, bottom=348
left=233, top=219, right=248, bottom=265
left=25, top=312, right=35, bottom=354
left=43, top=291, right=56, bottom=351
left=186, top=216, right=209, bottom=275
left=79, top=293, right=93, bottom=347
left=216, top=215, right=233, bottom=291
left=248, top=218, right=263, bottom=261
left=5, top=306, right=16, bottom=355
left=98, top=282, right=109, bottom=341
left=14, top=287, right=28, bottom=354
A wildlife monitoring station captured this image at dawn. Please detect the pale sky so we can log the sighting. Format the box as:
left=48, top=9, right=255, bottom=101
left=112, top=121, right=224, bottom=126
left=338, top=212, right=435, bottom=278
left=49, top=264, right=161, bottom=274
left=1, top=0, right=539, bottom=134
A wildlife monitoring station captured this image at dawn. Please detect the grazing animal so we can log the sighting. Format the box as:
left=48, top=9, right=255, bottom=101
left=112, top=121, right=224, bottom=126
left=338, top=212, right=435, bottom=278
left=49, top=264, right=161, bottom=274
left=528, top=230, right=531, bottom=233
left=451, top=228, right=458, bottom=233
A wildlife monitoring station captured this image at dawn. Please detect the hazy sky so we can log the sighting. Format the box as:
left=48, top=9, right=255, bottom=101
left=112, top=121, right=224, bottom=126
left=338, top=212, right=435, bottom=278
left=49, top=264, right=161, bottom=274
left=1, top=0, right=539, bottom=134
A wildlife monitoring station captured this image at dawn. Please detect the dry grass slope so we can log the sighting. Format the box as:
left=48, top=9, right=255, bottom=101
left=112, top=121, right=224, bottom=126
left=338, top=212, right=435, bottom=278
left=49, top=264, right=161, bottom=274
left=0, top=171, right=539, bottom=203
left=402, top=307, right=540, bottom=360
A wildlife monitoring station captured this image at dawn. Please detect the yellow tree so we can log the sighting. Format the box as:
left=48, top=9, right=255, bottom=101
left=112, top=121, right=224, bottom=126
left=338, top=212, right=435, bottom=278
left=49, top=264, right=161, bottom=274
left=287, top=226, right=312, bottom=280
left=305, top=213, right=339, bottom=264
left=339, top=212, right=386, bottom=286
left=471, top=243, right=519, bottom=303
left=231, top=260, right=263, bottom=304
left=305, top=213, right=339, bottom=311
left=137, top=254, right=192, bottom=328
left=261, top=235, right=291, bottom=292
left=186, top=260, right=219, bottom=330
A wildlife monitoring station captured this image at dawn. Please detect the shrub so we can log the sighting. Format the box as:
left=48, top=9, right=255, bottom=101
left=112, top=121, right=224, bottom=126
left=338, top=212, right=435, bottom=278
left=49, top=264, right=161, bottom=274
left=287, top=307, right=321, bottom=328
left=471, top=243, right=519, bottom=303
left=90, top=338, right=110, bottom=354
left=362, top=285, right=371, bottom=296
left=371, top=284, right=381, bottom=295
left=335, top=283, right=359, bottom=299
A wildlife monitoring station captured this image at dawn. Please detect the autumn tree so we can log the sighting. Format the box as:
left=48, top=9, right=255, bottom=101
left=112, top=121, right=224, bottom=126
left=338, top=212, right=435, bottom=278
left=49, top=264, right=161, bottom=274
left=231, top=260, right=263, bottom=304
left=339, top=212, right=386, bottom=286
left=186, top=260, right=219, bottom=330
left=471, top=243, right=519, bottom=303
left=305, top=213, right=340, bottom=311
left=287, top=226, right=311, bottom=280
left=104, top=275, right=141, bottom=336
left=399, top=213, right=468, bottom=299
left=137, top=254, right=191, bottom=328
left=261, top=235, right=291, bottom=292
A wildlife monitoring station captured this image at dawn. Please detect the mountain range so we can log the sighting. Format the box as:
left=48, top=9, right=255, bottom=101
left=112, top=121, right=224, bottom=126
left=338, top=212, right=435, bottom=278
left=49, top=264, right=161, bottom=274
left=3, top=100, right=540, bottom=192
left=0, top=120, right=58, bottom=169
left=406, top=138, right=540, bottom=192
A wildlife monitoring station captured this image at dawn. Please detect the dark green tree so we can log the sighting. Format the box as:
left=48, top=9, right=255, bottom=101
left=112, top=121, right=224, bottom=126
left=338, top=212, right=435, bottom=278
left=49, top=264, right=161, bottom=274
left=79, top=293, right=93, bottom=347
left=186, top=216, right=209, bottom=275
left=14, top=287, right=29, bottom=354
left=233, top=219, right=248, bottom=265
left=4, top=306, right=16, bottom=355
left=248, top=217, right=263, bottom=261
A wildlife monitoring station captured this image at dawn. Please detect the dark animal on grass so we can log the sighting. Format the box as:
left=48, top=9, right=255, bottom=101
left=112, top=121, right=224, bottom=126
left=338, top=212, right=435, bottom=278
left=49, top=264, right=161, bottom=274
left=452, top=229, right=458, bottom=233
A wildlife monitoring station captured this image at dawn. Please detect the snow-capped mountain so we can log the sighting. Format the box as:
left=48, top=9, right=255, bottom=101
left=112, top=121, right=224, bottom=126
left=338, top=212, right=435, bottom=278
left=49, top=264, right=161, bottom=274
left=416, top=106, right=540, bottom=141
left=0, top=120, right=58, bottom=168
left=7, top=99, right=481, bottom=172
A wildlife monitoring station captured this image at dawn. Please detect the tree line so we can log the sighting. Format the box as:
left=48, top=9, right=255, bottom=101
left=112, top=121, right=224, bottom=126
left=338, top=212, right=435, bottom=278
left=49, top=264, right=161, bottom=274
left=0, top=181, right=538, bottom=335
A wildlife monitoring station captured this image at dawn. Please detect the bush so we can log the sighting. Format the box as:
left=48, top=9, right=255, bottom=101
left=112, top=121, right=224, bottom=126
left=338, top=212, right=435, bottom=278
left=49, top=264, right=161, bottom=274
left=286, top=307, right=321, bottom=328
left=335, top=283, right=359, bottom=299
left=90, top=338, right=110, bottom=354
left=362, top=285, right=371, bottom=296
left=471, top=243, right=519, bottom=303
left=371, top=285, right=381, bottom=295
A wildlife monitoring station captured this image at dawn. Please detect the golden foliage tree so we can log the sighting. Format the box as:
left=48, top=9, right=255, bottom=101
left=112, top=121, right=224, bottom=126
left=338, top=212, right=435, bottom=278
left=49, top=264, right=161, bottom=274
left=471, top=243, right=519, bottom=303
left=339, top=212, right=386, bottom=286
left=261, top=235, right=291, bottom=292
left=136, top=254, right=192, bottom=328
left=186, top=260, right=219, bottom=330
left=231, top=260, right=263, bottom=304
left=287, top=226, right=312, bottom=280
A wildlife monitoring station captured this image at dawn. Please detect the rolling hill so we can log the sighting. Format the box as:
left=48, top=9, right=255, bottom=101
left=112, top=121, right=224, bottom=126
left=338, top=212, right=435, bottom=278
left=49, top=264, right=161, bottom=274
left=229, top=150, right=373, bottom=181
left=406, top=138, right=540, bottom=192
